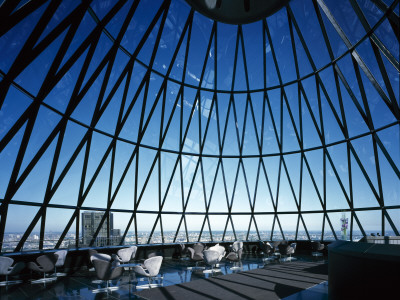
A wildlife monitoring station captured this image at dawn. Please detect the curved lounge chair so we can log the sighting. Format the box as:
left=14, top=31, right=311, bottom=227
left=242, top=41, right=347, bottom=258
left=92, top=259, right=124, bottom=294
left=311, top=241, right=324, bottom=260
left=187, top=242, right=205, bottom=270
left=278, top=242, right=297, bottom=262
left=0, top=257, right=25, bottom=286
left=226, top=241, right=243, bottom=270
left=115, top=246, right=137, bottom=264
left=133, top=256, right=163, bottom=289
left=28, top=254, right=58, bottom=284
left=203, top=250, right=222, bottom=275
left=53, top=250, right=68, bottom=277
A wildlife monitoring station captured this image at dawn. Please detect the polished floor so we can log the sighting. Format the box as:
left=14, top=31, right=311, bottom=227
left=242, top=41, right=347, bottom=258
left=0, top=254, right=328, bottom=299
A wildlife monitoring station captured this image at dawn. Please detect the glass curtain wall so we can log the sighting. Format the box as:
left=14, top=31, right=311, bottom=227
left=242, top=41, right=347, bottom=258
left=0, top=0, right=399, bottom=252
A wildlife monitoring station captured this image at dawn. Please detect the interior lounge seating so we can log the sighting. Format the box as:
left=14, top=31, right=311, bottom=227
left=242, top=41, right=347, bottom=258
left=0, top=257, right=25, bottom=286
left=53, top=250, right=68, bottom=277
left=311, top=241, right=325, bottom=260
left=208, top=244, right=226, bottom=262
left=90, top=253, right=113, bottom=283
left=187, top=242, right=206, bottom=270
left=226, top=241, right=243, bottom=270
left=258, top=241, right=274, bottom=262
left=92, top=259, right=124, bottom=294
left=278, top=242, right=297, bottom=262
left=115, top=246, right=137, bottom=264
left=203, top=250, right=222, bottom=275
left=133, top=256, right=163, bottom=289
left=28, top=253, right=58, bottom=284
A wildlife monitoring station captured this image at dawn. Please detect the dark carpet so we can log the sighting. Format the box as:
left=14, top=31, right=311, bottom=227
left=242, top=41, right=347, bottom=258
left=135, top=261, right=328, bottom=300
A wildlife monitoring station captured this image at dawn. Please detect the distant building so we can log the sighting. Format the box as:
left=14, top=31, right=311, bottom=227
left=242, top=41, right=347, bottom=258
left=81, top=212, right=121, bottom=246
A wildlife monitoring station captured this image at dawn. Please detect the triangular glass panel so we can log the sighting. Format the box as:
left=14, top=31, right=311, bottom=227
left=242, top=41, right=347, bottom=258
left=73, top=67, right=107, bottom=125
left=355, top=210, right=382, bottom=237
left=102, top=50, right=131, bottom=108
left=4, top=205, right=40, bottom=252
left=242, top=99, right=260, bottom=155
left=44, top=208, right=75, bottom=249
left=296, top=216, right=307, bottom=241
left=386, top=209, right=400, bottom=236
left=326, top=142, right=350, bottom=195
left=136, top=213, right=158, bottom=244
left=84, top=132, right=112, bottom=189
left=186, top=214, right=206, bottom=242
left=82, top=154, right=111, bottom=208
left=231, top=165, right=252, bottom=213
left=242, top=158, right=259, bottom=202
left=304, top=149, right=324, bottom=194
left=248, top=217, right=259, bottom=241
left=15, top=29, right=68, bottom=96
left=119, top=85, right=145, bottom=142
left=13, top=138, right=57, bottom=204
left=111, top=148, right=136, bottom=210
left=222, top=100, right=240, bottom=156
left=137, top=160, right=159, bottom=211
left=160, top=152, right=179, bottom=205
left=272, top=216, right=284, bottom=241
left=136, top=147, right=157, bottom=198
left=201, top=157, right=219, bottom=201
left=199, top=217, right=211, bottom=242
left=45, top=48, right=89, bottom=113
left=325, top=156, right=351, bottom=210
left=322, top=215, right=337, bottom=241
left=223, top=216, right=236, bottom=242
left=136, top=14, right=163, bottom=67
left=208, top=165, right=229, bottom=213
left=262, top=156, right=280, bottom=205
left=185, top=12, right=213, bottom=87
left=50, top=146, right=85, bottom=206
left=276, top=167, right=298, bottom=212
left=254, top=215, right=274, bottom=240
left=184, top=168, right=206, bottom=213
left=209, top=215, right=227, bottom=242
left=377, top=146, right=400, bottom=207
left=254, top=164, right=274, bottom=213
left=278, top=214, right=297, bottom=240
left=302, top=213, right=323, bottom=241
left=283, top=153, right=301, bottom=201
left=0, top=122, right=26, bottom=198
left=149, top=217, right=162, bottom=244
left=350, top=152, right=380, bottom=208
left=18, top=106, right=61, bottom=177
left=96, top=74, right=124, bottom=135
left=231, top=215, right=251, bottom=240
left=181, top=154, right=199, bottom=201
left=202, top=95, right=220, bottom=155
left=161, top=214, right=183, bottom=243
left=301, top=162, right=323, bottom=211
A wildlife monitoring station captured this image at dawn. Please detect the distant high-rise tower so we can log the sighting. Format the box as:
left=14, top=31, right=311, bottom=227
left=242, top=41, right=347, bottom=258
left=81, top=212, right=120, bottom=246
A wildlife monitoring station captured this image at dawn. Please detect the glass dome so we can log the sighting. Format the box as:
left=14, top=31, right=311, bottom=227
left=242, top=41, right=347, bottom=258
left=0, top=0, right=399, bottom=252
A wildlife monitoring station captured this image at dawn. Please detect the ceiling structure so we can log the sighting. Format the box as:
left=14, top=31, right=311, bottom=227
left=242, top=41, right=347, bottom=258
left=0, top=0, right=399, bottom=252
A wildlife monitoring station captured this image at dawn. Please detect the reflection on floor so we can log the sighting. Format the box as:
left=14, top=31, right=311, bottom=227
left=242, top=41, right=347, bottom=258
left=282, top=281, right=328, bottom=300
left=0, top=254, right=328, bottom=299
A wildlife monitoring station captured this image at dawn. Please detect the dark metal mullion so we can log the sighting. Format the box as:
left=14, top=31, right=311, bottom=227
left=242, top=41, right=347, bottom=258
left=119, top=2, right=171, bottom=243
left=0, top=0, right=63, bottom=107
left=374, top=134, right=400, bottom=178
left=349, top=0, right=399, bottom=75
left=175, top=12, right=193, bottom=244
left=312, top=1, right=355, bottom=241
left=316, top=0, right=400, bottom=119
left=288, top=9, right=307, bottom=240
left=369, top=0, right=399, bottom=38
left=351, top=56, right=386, bottom=211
